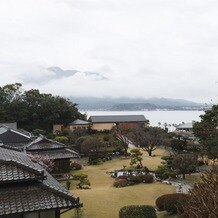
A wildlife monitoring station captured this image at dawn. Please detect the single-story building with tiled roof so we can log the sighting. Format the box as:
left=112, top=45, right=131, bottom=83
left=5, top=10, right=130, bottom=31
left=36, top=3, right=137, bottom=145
left=0, top=147, right=81, bottom=218
left=0, top=125, right=33, bottom=149
left=90, top=115, right=149, bottom=131
left=67, top=119, right=90, bottom=132
left=53, top=119, right=90, bottom=133
left=25, top=136, right=80, bottom=174
left=175, top=122, right=194, bottom=132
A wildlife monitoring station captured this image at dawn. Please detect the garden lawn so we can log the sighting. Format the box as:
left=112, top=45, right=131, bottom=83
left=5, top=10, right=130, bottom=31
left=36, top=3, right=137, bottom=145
left=61, top=148, right=176, bottom=218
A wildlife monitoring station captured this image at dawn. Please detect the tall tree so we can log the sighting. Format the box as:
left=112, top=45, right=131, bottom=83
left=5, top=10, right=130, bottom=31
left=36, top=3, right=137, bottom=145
left=193, top=105, right=218, bottom=160
left=172, top=153, right=198, bottom=179
left=129, top=127, right=169, bottom=156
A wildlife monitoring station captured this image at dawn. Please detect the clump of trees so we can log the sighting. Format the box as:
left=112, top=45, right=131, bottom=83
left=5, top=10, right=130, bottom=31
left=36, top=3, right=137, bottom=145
left=0, top=83, right=85, bottom=132
left=119, top=205, right=157, bottom=218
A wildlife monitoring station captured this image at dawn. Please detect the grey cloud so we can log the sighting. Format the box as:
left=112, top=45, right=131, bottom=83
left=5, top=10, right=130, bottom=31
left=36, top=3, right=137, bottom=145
left=0, top=0, right=218, bottom=103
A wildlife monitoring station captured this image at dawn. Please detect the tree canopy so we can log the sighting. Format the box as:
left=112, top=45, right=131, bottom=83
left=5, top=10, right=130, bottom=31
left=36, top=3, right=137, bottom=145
left=0, top=83, right=85, bottom=132
left=129, top=127, right=169, bottom=156
left=193, top=105, right=218, bottom=160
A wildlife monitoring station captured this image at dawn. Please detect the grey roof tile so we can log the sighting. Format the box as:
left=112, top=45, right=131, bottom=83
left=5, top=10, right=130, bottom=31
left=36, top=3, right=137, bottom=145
left=90, top=115, right=147, bottom=123
left=28, top=149, right=79, bottom=160
left=26, top=136, right=66, bottom=151
left=0, top=147, right=81, bottom=216
left=69, top=119, right=90, bottom=125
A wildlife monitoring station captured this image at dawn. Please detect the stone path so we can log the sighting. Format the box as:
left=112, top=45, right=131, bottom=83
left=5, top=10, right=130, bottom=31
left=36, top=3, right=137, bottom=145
left=162, top=180, right=193, bottom=194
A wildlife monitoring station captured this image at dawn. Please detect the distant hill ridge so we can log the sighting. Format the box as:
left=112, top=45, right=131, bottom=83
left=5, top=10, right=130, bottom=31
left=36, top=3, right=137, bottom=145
left=70, top=97, right=205, bottom=111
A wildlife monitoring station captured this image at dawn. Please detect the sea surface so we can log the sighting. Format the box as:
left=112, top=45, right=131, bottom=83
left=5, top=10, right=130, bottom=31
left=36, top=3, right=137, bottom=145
left=81, top=110, right=204, bottom=128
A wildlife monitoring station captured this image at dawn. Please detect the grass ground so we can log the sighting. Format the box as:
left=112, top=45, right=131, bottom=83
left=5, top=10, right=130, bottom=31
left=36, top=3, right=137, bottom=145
left=61, top=148, right=176, bottom=218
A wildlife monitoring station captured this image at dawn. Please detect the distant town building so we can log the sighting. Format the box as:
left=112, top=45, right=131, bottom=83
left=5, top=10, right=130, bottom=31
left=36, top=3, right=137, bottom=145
left=53, top=119, right=90, bottom=133
left=0, top=147, right=81, bottom=218
left=53, top=124, right=64, bottom=133
left=68, top=119, right=90, bottom=131
left=176, top=122, right=195, bottom=132
left=90, top=115, right=149, bottom=131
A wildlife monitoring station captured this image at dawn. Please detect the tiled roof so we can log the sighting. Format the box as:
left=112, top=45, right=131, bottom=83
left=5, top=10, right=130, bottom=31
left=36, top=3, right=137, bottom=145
left=0, top=122, right=17, bottom=129
left=0, top=126, right=32, bottom=144
left=176, top=123, right=193, bottom=129
left=69, top=119, right=90, bottom=125
left=0, top=184, right=76, bottom=216
left=0, top=147, right=81, bottom=216
left=0, top=161, right=41, bottom=182
left=26, top=136, right=66, bottom=151
left=90, top=115, right=147, bottom=123
left=28, top=149, right=80, bottom=160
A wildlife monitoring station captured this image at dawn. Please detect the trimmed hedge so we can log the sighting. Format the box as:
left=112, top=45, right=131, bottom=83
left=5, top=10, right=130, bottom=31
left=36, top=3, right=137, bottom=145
left=119, top=205, right=157, bottom=218
left=156, top=193, right=188, bottom=214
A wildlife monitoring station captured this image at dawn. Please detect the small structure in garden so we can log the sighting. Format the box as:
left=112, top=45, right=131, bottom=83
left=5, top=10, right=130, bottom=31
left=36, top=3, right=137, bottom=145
left=25, top=136, right=80, bottom=174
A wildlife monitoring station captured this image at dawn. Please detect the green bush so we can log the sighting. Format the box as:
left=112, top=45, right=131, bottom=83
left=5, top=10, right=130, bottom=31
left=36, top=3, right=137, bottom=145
left=71, top=162, right=82, bottom=170
left=113, top=179, right=128, bottom=188
left=77, top=178, right=91, bottom=189
left=155, top=165, right=169, bottom=179
left=73, top=173, right=88, bottom=180
left=140, top=174, right=154, bottom=183
left=156, top=193, right=188, bottom=214
left=119, top=205, right=157, bottom=218
left=54, top=136, right=69, bottom=144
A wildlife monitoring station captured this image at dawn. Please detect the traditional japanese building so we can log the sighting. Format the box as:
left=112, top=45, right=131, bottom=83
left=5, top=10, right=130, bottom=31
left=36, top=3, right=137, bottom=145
left=0, top=147, right=81, bottom=218
left=90, top=115, right=149, bottom=131
left=67, top=119, right=90, bottom=132
left=0, top=125, right=33, bottom=149
left=25, top=136, right=79, bottom=174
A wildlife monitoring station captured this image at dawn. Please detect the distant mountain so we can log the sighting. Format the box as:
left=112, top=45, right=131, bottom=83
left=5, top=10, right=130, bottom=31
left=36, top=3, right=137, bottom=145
left=21, top=66, right=109, bottom=84
left=111, top=103, right=157, bottom=111
left=70, top=97, right=205, bottom=111
left=47, top=66, right=79, bottom=78
left=47, top=66, right=109, bottom=81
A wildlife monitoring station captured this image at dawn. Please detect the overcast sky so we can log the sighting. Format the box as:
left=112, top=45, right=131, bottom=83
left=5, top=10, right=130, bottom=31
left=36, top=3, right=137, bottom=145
left=0, top=0, right=218, bottom=103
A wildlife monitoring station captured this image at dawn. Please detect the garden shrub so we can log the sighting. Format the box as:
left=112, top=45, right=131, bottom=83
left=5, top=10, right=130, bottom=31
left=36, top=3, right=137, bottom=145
left=77, top=178, right=91, bottom=189
left=71, top=162, right=82, bottom=170
left=155, top=165, right=169, bottom=179
left=117, top=175, right=129, bottom=180
left=119, top=205, right=157, bottom=218
left=140, top=174, right=154, bottom=183
left=73, top=173, right=91, bottom=189
left=103, top=135, right=110, bottom=141
left=156, top=193, right=188, bottom=214
left=197, top=160, right=204, bottom=166
left=73, top=173, right=88, bottom=180
left=54, top=136, right=69, bottom=144
left=113, top=179, right=128, bottom=188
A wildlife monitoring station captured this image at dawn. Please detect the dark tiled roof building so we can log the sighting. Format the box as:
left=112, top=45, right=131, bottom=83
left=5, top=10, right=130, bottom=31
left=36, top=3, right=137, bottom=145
left=90, top=115, right=148, bottom=131
left=0, top=125, right=32, bottom=149
left=25, top=136, right=79, bottom=174
left=0, top=147, right=81, bottom=218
